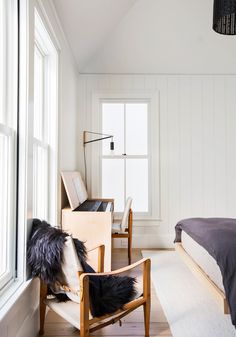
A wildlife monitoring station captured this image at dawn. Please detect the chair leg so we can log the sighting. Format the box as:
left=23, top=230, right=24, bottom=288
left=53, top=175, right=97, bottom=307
left=127, top=209, right=133, bottom=265
left=39, top=281, right=47, bottom=335
left=143, top=299, right=150, bottom=337
left=128, top=235, right=132, bottom=265
left=80, top=327, right=90, bottom=337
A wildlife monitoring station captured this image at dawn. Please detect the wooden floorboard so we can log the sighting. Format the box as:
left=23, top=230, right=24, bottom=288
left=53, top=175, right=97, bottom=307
left=43, top=249, right=172, bottom=337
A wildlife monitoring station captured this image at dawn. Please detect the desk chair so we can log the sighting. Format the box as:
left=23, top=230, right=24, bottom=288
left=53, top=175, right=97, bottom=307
left=112, top=197, right=133, bottom=264
left=39, top=236, right=151, bottom=337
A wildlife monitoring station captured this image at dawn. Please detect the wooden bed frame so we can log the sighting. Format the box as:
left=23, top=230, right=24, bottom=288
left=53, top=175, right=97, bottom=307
left=175, top=242, right=230, bottom=314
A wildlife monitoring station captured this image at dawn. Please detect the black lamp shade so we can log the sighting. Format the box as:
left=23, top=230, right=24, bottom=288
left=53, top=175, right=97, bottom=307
left=213, top=0, right=236, bottom=35
left=110, top=141, right=114, bottom=151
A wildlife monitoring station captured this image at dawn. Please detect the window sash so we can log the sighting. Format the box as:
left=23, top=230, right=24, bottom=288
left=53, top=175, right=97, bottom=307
left=101, top=100, right=150, bottom=214
left=0, top=0, right=18, bottom=294
left=102, top=100, right=149, bottom=157
left=0, top=125, right=16, bottom=291
left=101, top=155, right=150, bottom=214
left=33, top=139, right=49, bottom=220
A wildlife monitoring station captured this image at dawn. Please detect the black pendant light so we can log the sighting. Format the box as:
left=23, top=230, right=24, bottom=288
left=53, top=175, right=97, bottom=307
left=213, top=0, right=236, bottom=35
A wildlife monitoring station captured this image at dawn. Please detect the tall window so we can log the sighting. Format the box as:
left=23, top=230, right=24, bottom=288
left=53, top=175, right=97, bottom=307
left=33, top=11, right=58, bottom=224
left=101, top=102, right=149, bottom=213
left=0, top=0, right=18, bottom=291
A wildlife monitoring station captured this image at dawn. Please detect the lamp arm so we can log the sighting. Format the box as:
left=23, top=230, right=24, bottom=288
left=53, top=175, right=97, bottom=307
left=84, top=135, right=113, bottom=145
left=83, top=130, right=114, bottom=189
left=83, top=131, right=114, bottom=146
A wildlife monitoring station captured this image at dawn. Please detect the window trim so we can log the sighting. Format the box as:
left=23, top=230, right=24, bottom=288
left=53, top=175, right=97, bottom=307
left=90, top=91, right=161, bottom=221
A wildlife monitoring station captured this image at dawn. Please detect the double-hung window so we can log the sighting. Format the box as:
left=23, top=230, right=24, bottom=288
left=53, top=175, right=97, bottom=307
left=33, top=11, right=58, bottom=224
left=101, top=101, right=149, bottom=214
left=0, top=0, right=18, bottom=292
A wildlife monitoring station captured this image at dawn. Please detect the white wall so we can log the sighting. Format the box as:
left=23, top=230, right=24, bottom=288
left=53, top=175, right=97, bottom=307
left=0, top=280, right=40, bottom=337
left=82, top=0, right=236, bottom=74
left=78, top=74, right=236, bottom=248
left=0, top=1, right=79, bottom=336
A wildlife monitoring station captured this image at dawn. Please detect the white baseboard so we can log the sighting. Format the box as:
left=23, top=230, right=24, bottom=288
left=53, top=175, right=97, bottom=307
left=112, top=234, right=174, bottom=249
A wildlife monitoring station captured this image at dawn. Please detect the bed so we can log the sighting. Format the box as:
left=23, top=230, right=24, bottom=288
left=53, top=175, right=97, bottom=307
left=174, top=218, right=236, bottom=326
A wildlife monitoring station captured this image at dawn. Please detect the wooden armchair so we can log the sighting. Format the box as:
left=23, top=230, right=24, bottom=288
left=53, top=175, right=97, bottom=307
left=39, top=237, right=151, bottom=337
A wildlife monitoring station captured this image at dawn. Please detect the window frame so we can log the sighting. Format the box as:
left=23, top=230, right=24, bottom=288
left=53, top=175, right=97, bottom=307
left=90, top=91, right=161, bottom=222
left=0, top=0, right=61, bottom=315
left=100, top=99, right=151, bottom=217
left=33, top=9, right=59, bottom=225
left=0, top=0, right=18, bottom=297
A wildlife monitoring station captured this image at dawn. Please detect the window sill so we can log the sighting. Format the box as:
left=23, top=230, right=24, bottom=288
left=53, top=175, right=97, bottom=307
left=0, top=278, right=33, bottom=321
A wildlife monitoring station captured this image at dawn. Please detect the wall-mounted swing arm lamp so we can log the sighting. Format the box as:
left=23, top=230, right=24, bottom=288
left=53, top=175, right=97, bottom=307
left=83, top=131, right=114, bottom=150
left=83, top=131, right=114, bottom=188
left=213, top=0, right=236, bottom=35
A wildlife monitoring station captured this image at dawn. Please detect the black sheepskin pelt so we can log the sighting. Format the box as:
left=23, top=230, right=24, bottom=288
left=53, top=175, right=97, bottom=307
left=27, top=219, right=137, bottom=317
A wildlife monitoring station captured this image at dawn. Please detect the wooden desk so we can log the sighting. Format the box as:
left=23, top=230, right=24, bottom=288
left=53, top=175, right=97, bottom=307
left=61, top=202, right=113, bottom=271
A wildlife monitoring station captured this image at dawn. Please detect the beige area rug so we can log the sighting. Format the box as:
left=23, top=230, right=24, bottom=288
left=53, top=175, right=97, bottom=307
left=142, top=250, right=236, bottom=337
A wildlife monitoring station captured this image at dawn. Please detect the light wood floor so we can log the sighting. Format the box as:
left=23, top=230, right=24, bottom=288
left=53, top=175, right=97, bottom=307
left=43, top=249, right=172, bottom=337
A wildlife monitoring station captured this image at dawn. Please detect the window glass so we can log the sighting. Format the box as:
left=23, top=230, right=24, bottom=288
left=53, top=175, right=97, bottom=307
left=0, top=134, right=8, bottom=278
left=102, top=103, right=124, bottom=155
left=102, top=159, right=124, bottom=212
left=126, top=158, right=148, bottom=212
left=0, top=0, right=5, bottom=124
left=34, top=46, right=44, bottom=141
left=33, top=144, right=48, bottom=219
left=126, top=103, right=148, bottom=155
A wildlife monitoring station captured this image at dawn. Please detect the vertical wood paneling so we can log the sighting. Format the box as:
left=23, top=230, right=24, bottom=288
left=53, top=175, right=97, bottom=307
left=202, top=77, right=215, bottom=216
left=225, top=76, right=236, bottom=217
left=179, top=76, right=192, bottom=218
left=78, top=74, right=236, bottom=247
left=214, top=77, right=227, bottom=216
left=191, top=77, right=204, bottom=216
left=167, top=77, right=181, bottom=228
left=77, top=77, right=87, bottom=174
left=156, top=76, right=168, bottom=225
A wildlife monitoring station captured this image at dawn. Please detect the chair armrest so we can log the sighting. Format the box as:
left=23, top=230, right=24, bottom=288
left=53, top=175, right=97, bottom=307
left=80, top=258, right=151, bottom=299
left=81, top=257, right=149, bottom=277
left=87, top=244, right=105, bottom=272
left=79, top=258, right=151, bottom=326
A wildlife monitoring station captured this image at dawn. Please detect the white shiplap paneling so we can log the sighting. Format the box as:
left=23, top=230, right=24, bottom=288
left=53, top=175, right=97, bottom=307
left=78, top=74, right=236, bottom=248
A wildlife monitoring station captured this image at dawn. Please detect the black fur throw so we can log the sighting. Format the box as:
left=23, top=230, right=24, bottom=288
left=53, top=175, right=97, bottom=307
left=27, top=219, right=137, bottom=317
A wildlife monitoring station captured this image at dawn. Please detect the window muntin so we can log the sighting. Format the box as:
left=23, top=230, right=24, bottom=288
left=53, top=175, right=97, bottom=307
left=0, top=0, right=18, bottom=292
left=101, top=101, right=149, bottom=213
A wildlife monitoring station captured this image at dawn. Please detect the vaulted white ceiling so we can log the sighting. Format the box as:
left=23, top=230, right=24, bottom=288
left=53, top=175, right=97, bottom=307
left=52, top=0, right=137, bottom=71
left=53, top=0, right=236, bottom=74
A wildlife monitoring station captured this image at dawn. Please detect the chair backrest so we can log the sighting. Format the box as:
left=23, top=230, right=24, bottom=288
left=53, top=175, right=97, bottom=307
left=51, top=236, right=83, bottom=303
left=121, top=197, right=132, bottom=232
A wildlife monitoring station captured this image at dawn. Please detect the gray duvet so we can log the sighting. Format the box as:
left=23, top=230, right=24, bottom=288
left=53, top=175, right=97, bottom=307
left=175, top=218, right=236, bottom=327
